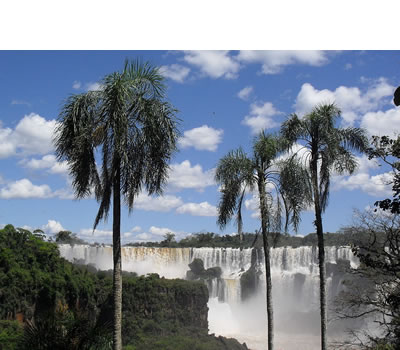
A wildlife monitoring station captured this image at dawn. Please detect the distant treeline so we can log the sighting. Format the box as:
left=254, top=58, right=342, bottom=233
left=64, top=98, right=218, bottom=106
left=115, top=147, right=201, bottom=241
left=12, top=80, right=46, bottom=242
left=125, top=229, right=368, bottom=249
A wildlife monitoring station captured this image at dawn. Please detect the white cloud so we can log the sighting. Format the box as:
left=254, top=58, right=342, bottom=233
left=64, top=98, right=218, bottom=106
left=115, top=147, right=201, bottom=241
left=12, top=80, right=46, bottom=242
left=0, top=114, right=57, bottom=158
left=135, top=232, right=153, bottom=241
left=0, top=127, right=15, bottom=158
left=242, top=101, right=282, bottom=134
left=134, top=193, right=183, bottom=212
left=0, top=177, right=74, bottom=200
left=159, top=64, right=190, bottom=83
left=168, top=160, right=215, bottom=191
left=183, top=51, right=240, bottom=79
left=294, top=78, right=394, bottom=125
left=237, top=86, right=254, bottom=101
left=42, top=220, right=65, bottom=234
left=344, top=63, right=352, bottom=70
left=15, top=114, right=57, bottom=154
left=176, top=201, right=217, bottom=216
left=245, top=194, right=260, bottom=219
left=53, top=188, right=75, bottom=200
left=80, top=228, right=113, bottom=237
left=149, top=226, right=176, bottom=236
left=22, top=154, right=69, bottom=175
left=72, top=80, right=81, bottom=89
left=0, top=178, right=53, bottom=199
left=178, top=125, right=223, bottom=151
left=334, top=172, right=393, bottom=197
left=333, top=155, right=392, bottom=197
left=361, top=108, right=400, bottom=137
left=237, top=50, right=329, bottom=74
left=85, top=82, right=102, bottom=91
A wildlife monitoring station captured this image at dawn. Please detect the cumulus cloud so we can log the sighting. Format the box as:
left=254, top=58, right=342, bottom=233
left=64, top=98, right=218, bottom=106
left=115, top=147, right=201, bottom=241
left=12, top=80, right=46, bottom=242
left=0, top=113, right=57, bottom=158
left=159, top=64, right=190, bottom=83
left=294, top=78, right=394, bottom=125
left=149, top=226, right=176, bottom=236
left=80, top=228, right=113, bottom=237
left=334, top=172, right=393, bottom=197
left=333, top=155, right=392, bottom=197
left=134, top=193, right=183, bottom=212
left=0, top=128, right=15, bottom=158
left=0, top=177, right=74, bottom=200
left=135, top=232, right=153, bottom=241
left=183, top=51, right=240, bottom=79
left=242, top=101, right=282, bottom=134
left=178, top=125, right=223, bottom=151
left=0, top=179, right=53, bottom=199
left=42, top=220, right=65, bottom=234
left=237, top=50, right=329, bottom=74
left=237, top=86, right=254, bottom=101
left=21, top=154, right=69, bottom=175
left=168, top=160, right=215, bottom=191
left=361, top=108, right=400, bottom=137
left=176, top=201, right=217, bottom=216
left=244, top=194, right=260, bottom=219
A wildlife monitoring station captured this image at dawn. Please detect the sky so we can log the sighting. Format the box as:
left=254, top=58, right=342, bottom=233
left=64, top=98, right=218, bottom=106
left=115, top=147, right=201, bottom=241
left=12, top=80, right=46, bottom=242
left=0, top=50, right=399, bottom=244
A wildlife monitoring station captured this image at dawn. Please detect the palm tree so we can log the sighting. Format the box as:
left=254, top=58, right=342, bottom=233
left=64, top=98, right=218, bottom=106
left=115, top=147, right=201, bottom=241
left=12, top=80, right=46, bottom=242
left=281, top=103, right=368, bottom=350
left=54, top=60, right=179, bottom=350
left=215, top=132, right=311, bottom=350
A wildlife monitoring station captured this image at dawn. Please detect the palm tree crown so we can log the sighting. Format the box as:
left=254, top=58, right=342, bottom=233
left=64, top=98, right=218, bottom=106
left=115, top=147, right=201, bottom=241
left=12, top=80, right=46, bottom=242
left=215, top=132, right=310, bottom=238
left=281, top=103, right=368, bottom=211
left=55, top=60, right=179, bottom=226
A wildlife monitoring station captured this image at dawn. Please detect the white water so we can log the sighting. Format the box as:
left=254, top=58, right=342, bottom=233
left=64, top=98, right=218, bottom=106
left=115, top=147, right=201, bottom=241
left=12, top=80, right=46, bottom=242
left=58, top=245, right=360, bottom=349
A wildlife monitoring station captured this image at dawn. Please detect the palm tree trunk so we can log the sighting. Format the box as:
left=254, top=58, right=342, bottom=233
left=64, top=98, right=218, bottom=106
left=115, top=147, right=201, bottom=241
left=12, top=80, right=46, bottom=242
left=311, top=155, right=327, bottom=350
left=112, top=163, right=122, bottom=350
left=258, top=176, right=274, bottom=350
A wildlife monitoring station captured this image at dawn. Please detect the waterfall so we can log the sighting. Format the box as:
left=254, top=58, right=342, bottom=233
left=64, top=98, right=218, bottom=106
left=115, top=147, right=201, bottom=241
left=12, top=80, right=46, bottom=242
left=58, top=244, right=359, bottom=349
left=58, top=244, right=358, bottom=306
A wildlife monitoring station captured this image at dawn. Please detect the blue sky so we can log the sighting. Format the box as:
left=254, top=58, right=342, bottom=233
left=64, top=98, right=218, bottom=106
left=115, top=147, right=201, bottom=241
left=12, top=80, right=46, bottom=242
left=0, top=50, right=399, bottom=244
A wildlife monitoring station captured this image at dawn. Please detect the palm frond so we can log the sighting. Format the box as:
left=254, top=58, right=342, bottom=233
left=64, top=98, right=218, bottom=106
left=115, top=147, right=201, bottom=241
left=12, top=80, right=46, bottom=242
left=215, top=148, right=254, bottom=230
left=54, top=92, right=100, bottom=199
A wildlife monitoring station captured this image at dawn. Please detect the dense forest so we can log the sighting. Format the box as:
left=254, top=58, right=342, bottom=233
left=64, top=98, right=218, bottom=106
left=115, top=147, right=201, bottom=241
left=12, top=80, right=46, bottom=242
left=0, top=224, right=248, bottom=350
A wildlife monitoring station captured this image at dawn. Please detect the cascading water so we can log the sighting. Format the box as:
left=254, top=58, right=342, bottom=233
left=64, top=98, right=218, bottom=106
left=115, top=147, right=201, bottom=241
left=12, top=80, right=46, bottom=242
left=58, top=244, right=359, bottom=349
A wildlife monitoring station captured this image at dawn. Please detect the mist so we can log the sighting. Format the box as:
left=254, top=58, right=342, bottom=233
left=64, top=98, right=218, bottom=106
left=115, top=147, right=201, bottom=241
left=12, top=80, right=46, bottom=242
left=59, top=245, right=362, bottom=349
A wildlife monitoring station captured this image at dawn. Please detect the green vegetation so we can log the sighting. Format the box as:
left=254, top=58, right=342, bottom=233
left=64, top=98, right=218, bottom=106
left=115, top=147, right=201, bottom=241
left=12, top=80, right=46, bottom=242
left=334, top=135, right=400, bottom=349
left=0, top=224, right=248, bottom=350
left=55, top=230, right=87, bottom=244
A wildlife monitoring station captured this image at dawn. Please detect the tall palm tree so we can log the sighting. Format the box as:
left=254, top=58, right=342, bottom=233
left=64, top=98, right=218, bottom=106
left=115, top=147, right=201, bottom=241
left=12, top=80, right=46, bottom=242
left=54, top=60, right=179, bottom=350
left=215, top=132, right=311, bottom=350
left=281, top=103, right=368, bottom=350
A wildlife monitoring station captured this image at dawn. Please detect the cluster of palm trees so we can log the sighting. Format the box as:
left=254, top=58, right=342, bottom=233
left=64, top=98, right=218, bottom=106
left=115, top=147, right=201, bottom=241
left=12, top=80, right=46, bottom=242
left=54, top=59, right=369, bottom=350
left=215, top=104, right=368, bottom=350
